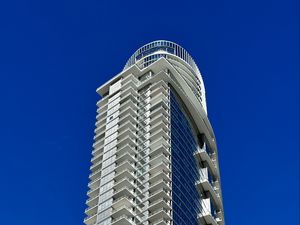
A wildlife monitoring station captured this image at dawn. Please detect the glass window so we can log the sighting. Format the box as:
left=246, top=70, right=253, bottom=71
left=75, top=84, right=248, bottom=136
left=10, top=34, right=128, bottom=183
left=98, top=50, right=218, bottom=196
left=170, top=89, right=202, bottom=225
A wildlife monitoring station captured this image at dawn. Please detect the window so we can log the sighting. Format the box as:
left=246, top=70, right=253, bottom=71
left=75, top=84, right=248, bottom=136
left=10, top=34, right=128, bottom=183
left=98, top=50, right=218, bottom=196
left=170, top=89, right=201, bottom=225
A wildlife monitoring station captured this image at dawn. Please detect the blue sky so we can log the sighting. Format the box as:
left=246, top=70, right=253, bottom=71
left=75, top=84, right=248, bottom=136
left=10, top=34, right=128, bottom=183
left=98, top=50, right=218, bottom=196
left=0, top=0, right=298, bottom=224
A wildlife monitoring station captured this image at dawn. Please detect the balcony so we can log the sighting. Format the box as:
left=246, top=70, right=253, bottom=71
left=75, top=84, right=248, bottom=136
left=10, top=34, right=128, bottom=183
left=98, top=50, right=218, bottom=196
left=94, top=122, right=106, bottom=137
left=119, top=93, right=138, bottom=107
left=149, top=170, right=171, bottom=186
left=96, top=108, right=105, bottom=120
left=119, top=105, right=137, bottom=120
left=83, top=213, right=97, bottom=225
left=115, top=161, right=135, bottom=173
left=90, top=160, right=102, bottom=173
left=120, top=86, right=138, bottom=100
left=194, top=148, right=218, bottom=179
left=118, top=112, right=138, bottom=127
left=117, top=128, right=137, bottom=142
left=149, top=113, right=169, bottom=128
left=149, top=128, right=169, bottom=142
left=150, top=81, right=168, bottom=98
left=148, top=198, right=171, bottom=211
left=91, top=142, right=104, bottom=156
left=150, top=137, right=170, bottom=153
left=117, top=144, right=137, bottom=155
left=114, top=169, right=136, bottom=183
left=91, top=150, right=103, bottom=164
left=86, top=194, right=99, bottom=207
left=149, top=143, right=170, bottom=159
left=152, top=218, right=171, bottom=225
left=113, top=196, right=135, bottom=210
left=87, top=186, right=99, bottom=198
left=148, top=208, right=171, bottom=224
left=118, top=121, right=136, bottom=134
left=111, top=215, right=136, bottom=225
left=95, top=115, right=107, bottom=130
left=112, top=187, right=136, bottom=200
left=198, top=210, right=218, bottom=225
left=149, top=153, right=170, bottom=168
left=196, top=178, right=222, bottom=211
left=97, top=103, right=107, bottom=115
left=119, top=98, right=137, bottom=112
left=115, top=151, right=136, bottom=165
left=150, top=92, right=168, bottom=107
left=92, top=136, right=105, bottom=150
left=149, top=178, right=170, bottom=192
left=96, top=95, right=109, bottom=108
left=113, top=177, right=135, bottom=190
left=150, top=104, right=169, bottom=119
left=89, top=168, right=101, bottom=181
left=148, top=188, right=171, bottom=202
left=84, top=204, right=98, bottom=217
left=150, top=99, right=169, bottom=115
left=121, top=75, right=139, bottom=89
left=111, top=206, right=136, bottom=220
left=116, top=136, right=136, bottom=149
left=148, top=161, right=170, bottom=176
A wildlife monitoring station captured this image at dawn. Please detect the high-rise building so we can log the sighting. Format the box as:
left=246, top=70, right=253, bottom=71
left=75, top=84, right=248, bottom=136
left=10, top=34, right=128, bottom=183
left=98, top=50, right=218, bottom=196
left=84, top=40, right=225, bottom=225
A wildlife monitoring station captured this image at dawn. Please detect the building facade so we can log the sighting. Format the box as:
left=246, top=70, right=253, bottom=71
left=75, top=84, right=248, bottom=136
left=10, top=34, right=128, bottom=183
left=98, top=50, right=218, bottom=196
left=84, top=40, right=225, bottom=225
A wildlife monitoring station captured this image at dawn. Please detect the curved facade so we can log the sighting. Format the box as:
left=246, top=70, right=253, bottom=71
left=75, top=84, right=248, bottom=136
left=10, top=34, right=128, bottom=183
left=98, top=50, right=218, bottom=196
left=124, top=40, right=207, bottom=113
left=84, top=41, right=225, bottom=225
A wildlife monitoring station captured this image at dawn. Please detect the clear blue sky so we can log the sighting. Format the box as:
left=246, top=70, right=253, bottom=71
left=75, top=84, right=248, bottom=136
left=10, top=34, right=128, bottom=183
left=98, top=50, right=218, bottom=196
left=0, top=0, right=298, bottom=224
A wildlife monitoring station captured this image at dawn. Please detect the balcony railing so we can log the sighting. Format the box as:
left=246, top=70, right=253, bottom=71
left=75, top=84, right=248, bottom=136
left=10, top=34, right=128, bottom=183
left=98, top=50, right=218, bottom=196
left=111, top=216, right=135, bottom=225
left=198, top=209, right=219, bottom=225
left=196, top=178, right=222, bottom=211
left=194, top=148, right=218, bottom=179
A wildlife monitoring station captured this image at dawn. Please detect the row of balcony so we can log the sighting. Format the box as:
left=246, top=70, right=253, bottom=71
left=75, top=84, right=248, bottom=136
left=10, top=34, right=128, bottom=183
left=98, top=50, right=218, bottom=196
left=85, top=163, right=171, bottom=224
left=194, top=147, right=224, bottom=224
left=95, top=74, right=139, bottom=114
left=95, top=71, right=168, bottom=135
left=85, top=78, right=171, bottom=225
left=90, top=124, right=170, bottom=177
left=92, top=89, right=169, bottom=156
left=85, top=187, right=172, bottom=225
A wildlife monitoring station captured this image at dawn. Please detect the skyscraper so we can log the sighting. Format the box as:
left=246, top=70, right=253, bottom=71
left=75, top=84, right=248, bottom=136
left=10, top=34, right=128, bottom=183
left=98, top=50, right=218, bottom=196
left=84, top=40, right=225, bottom=225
